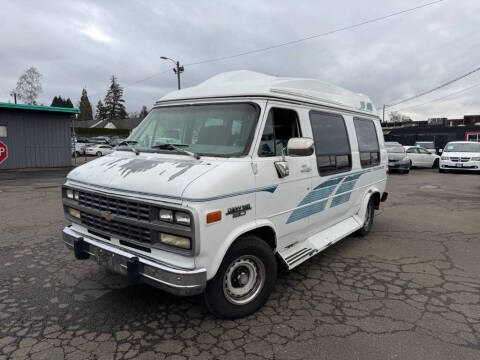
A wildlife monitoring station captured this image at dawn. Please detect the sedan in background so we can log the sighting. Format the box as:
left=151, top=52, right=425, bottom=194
left=386, top=145, right=410, bottom=174
left=405, top=146, right=440, bottom=168
left=71, top=143, right=85, bottom=157
left=415, top=141, right=436, bottom=154
left=85, top=144, right=114, bottom=156
left=439, top=141, right=480, bottom=173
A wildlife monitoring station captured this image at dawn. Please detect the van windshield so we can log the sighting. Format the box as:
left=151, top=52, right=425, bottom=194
left=121, top=103, right=259, bottom=157
left=444, top=143, right=480, bottom=153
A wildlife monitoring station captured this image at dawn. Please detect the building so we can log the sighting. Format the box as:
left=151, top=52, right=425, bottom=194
left=0, top=102, right=80, bottom=170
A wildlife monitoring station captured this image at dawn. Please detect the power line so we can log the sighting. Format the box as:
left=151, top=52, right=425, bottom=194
left=184, top=0, right=444, bottom=67
left=387, top=64, right=480, bottom=107
left=396, top=81, right=480, bottom=112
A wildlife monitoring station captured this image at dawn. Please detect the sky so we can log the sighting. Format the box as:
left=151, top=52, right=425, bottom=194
left=1, top=0, right=479, bottom=121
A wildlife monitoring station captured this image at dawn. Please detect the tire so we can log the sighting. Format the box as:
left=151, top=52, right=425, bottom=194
left=432, top=159, right=439, bottom=169
left=204, top=235, right=277, bottom=319
left=409, top=160, right=413, bottom=168
left=355, top=198, right=374, bottom=237
left=439, top=168, right=445, bottom=173
left=404, top=169, right=410, bottom=174
left=96, top=151, right=102, bottom=157
left=75, top=151, right=81, bottom=157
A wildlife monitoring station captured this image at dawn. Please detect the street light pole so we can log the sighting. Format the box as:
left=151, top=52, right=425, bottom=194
left=161, top=56, right=184, bottom=90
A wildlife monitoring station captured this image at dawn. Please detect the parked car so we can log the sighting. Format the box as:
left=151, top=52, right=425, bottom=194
left=439, top=141, right=480, bottom=173
left=61, top=71, right=388, bottom=318
left=71, top=143, right=85, bottom=157
left=404, top=146, right=440, bottom=168
left=415, top=141, right=436, bottom=154
left=385, top=141, right=402, bottom=147
left=85, top=144, right=114, bottom=156
left=386, top=145, right=410, bottom=174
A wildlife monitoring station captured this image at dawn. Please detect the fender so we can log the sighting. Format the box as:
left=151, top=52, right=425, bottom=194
left=356, top=185, right=381, bottom=222
left=206, top=219, right=277, bottom=279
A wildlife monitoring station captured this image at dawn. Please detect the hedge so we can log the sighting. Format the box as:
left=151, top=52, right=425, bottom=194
left=74, top=127, right=130, bottom=136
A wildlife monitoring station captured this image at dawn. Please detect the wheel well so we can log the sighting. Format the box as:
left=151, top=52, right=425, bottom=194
left=240, top=226, right=276, bottom=251
left=371, top=192, right=381, bottom=210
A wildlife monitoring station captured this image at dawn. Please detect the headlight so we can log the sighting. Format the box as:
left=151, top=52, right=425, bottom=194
left=159, top=233, right=191, bottom=249
left=175, top=212, right=191, bottom=226
left=66, top=189, right=74, bottom=199
left=472, top=157, right=480, bottom=161
left=68, top=208, right=81, bottom=219
left=159, top=209, right=173, bottom=222
left=441, top=156, right=449, bottom=160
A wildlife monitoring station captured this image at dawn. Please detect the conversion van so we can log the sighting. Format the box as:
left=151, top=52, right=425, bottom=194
left=61, top=71, right=388, bottom=318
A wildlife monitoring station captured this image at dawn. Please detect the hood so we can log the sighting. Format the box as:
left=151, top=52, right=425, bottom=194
left=443, top=152, right=479, bottom=158
left=388, top=153, right=407, bottom=161
left=67, top=152, right=220, bottom=203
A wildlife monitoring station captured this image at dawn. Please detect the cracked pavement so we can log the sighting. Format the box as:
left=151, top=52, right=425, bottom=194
left=0, top=168, right=479, bottom=359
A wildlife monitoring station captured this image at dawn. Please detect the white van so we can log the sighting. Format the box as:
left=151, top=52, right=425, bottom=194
left=61, top=71, right=388, bottom=318
left=439, top=141, right=480, bottom=172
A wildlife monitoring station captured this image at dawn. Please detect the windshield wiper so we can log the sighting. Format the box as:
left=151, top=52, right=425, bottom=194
left=118, top=140, right=139, bottom=155
left=151, top=143, right=201, bottom=160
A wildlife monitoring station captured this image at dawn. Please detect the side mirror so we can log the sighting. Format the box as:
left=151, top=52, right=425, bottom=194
left=287, top=137, right=314, bottom=157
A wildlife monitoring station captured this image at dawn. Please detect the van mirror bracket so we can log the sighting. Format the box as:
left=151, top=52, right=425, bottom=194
left=275, top=161, right=289, bottom=178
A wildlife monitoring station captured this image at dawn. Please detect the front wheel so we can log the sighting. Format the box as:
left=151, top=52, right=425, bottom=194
left=439, top=168, right=446, bottom=173
left=96, top=151, right=102, bottom=157
left=355, top=198, right=374, bottom=237
left=432, top=159, right=439, bottom=168
left=204, top=235, right=277, bottom=319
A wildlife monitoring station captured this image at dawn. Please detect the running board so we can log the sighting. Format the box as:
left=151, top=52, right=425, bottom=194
left=278, top=216, right=363, bottom=270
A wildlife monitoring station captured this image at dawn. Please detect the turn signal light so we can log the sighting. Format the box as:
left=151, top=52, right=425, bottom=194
left=206, top=211, right=221, bottom=224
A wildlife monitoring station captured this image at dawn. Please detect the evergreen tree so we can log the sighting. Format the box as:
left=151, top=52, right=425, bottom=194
left=139, top=105, right=149, bottom=119
left=51, top=95, right=73, bottom=108
left=103, top=75, right=127, bottom=119
left=78, top=89, right=93, bottom=121
left=95, top=100, right=107, bottom=120
left=51, top=96, right=59, bottom=107
left=65, top=98, right=73, bottom=108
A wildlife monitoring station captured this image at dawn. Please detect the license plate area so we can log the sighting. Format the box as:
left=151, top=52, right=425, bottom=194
left=94, top=247, right=127, bottom=275
left=456, top=163, right=463, bottom=167
left=388, top=162, right=395, bottom=166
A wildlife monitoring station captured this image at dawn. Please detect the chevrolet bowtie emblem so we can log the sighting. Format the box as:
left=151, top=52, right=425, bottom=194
left=101, top=212, right=114, bottom=221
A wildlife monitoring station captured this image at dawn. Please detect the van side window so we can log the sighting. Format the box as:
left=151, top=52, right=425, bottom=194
left=258, top=108, right=300, bottom=157
left=309, top=111, right=351, bottom=176
left=353, top=118, right=380, bottom=168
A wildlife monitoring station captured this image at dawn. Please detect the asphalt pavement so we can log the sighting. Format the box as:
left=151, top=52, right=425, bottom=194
left=0, top=167, right=479, bottom=359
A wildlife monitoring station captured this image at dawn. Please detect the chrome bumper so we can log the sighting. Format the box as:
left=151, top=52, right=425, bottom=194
left=62, top=226, right=206, bottom=296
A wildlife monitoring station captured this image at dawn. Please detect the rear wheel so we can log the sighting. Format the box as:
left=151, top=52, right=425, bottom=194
left=355, top=198, right=374, bottom=237
left=204, top=235, right=277, bottom=319
left=96, top=151, right=102, bottom=157
left=404, top=169, right=410, bottom=174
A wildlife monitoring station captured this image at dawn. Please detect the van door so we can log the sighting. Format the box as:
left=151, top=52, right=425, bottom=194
left=305, top=111, right=355, bottom=238
left=254, top=104, right=313, bottom=249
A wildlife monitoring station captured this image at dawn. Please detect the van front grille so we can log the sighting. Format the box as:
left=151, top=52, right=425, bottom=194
left=80, top=212, right=152, bottom=244
left=78, top=191, right=151, bottom=221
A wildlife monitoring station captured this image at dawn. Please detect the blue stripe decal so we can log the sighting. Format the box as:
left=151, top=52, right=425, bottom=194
left=287, top=200, right=328, bottom=224
left=336, top=180, right=355, bottom=194
left=69, top=179, right=277, bottom=203
left=331, top=193, right=351, bottom=207
left=299, top=186, right=336, bottom=205
left=313, top=177, right=343, bottom=190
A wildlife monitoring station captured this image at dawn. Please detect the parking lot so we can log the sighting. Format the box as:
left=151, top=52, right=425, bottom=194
left=0, top=168, right=479, bottom=359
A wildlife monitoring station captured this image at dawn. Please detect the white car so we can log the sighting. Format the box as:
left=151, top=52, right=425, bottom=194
left=404, top=146, right=440, bottom=168
left=439, top=141, right=480, bottom=173
left=71, top=143, right=85, bottom=157
left=85, top=144, right=114, bottom=156
left=415, top=141, right=436, bottom=154
left=61, top=71, right=388, bottom=318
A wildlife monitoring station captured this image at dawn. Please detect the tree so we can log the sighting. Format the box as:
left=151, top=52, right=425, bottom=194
left=51, top=95, right=73, bottom=108
left=95, top=100, right=107, bottom=120
left=78, top=89, right=93, bottom=121
left=12, top=67, right=42, bottom=105
left=103, top=75, right=127, bottom=119
left=139, top=105, right=149, bottom=119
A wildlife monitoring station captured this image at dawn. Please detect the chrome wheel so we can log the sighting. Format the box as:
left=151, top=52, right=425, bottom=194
left=223, top=255, right=265, bottom=305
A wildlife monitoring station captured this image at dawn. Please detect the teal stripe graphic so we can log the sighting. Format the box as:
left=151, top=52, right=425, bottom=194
left=331, top=193, right=351, bottom=207
left=287, top=200, right=328, bottom=224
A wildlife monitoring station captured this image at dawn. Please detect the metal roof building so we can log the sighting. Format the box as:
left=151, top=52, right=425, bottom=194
left=0, top=102, right=80, bottom=170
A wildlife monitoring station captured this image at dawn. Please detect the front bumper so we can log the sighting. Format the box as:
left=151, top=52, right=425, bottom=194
left=62, top=226, right=206, bottom=296
left=388, top=161, right=410, bottom=170
left=440, top=160, right=480, bottom=171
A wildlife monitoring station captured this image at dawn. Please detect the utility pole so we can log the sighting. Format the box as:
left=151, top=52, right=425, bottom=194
left=161, top=56, right=184, bottom=90
left=383, top=104, right=386, bottom=124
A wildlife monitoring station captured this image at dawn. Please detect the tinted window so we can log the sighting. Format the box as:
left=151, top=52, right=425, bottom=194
left=354, top=118, right=380, bottom=168
left=258, top=108, right=300, bottom=157
left=310, top=111, right=351, bottom=175
left=406, top=147, right=418, bottom=154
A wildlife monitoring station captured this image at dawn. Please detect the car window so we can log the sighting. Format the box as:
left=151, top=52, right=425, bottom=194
left=353, top=118, right=380, bottom=168
left=406, top=147, right=418, bottom=154
left=418, top=148, right=430, bottom=154
left=258, top=108, right=300, bottom=157
left=310, top=111, right=351, bottom=176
